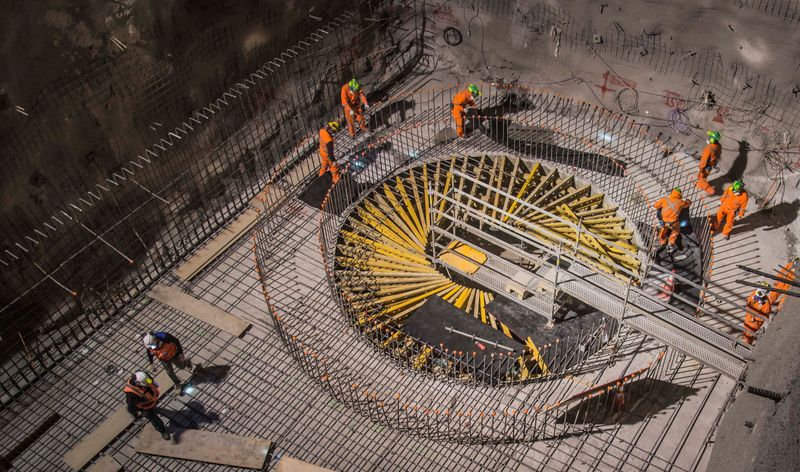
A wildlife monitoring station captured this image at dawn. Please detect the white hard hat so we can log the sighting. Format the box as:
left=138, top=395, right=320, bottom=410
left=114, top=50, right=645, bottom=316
left=133, top=371, right=154, bottom=385
left=142, top=333, right=158, bottom=349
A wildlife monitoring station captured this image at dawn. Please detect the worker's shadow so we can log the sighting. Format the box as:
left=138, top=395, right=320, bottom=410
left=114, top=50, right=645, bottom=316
left=730, top=200, right=799, bottom=236
left=368, top=99, right=415, bottom=130
left=159, top=401, right=221, bottom=443
left=706, top=140, right=749, bottom=193
left=190, top=364, right=231, bottom=385
left=556, top=379, right=698, bottom=425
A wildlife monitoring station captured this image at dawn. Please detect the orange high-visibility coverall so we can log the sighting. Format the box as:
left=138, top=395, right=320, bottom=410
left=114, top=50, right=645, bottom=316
left=715, top=187, right=748, bottom=237
left=697, top=142, right=721, bottom=195
left=452, top=88, right=476, bottom=137
left=341, top=84, right=368, bottom=137
left=743, top=290, right=771, bottom=345
left=319, top=127, right=339, bottom=183
left=768, top=259, right=797, bottom=305
left=653, top=191, right=690, bottom=246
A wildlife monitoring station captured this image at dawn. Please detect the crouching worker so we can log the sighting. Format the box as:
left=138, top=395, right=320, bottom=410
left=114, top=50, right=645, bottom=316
left=654, top=187, right=691, bottom=252
left=125, top=371, right=170, bottom=440
left=742, top=282, right=772, bottom=345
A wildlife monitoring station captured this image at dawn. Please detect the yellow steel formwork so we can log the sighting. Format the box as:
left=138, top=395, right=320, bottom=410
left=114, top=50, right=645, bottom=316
left=334, top=155, right=641, bottom=381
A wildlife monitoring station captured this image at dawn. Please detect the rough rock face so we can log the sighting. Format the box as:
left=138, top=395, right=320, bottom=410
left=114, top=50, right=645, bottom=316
left=0, top=0, right=347, bottom=231
left=708, top=296, right=800, bottom=472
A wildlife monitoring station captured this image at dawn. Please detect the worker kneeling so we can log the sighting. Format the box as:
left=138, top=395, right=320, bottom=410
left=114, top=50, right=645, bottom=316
left=341, top=79, right=369, bottom=137
left=125, top=371, right=171, bottom=440
left=452, top=84, right=480, bottom=138
left=743, top=282, right=771, bottom=345
left=319, top=121, right=341, bottom=183
left=654, top=187, right=691, bottom=252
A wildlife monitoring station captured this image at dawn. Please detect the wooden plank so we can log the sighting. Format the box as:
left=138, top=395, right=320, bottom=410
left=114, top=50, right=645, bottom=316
left=275, top=456, right=335, bottom=472
left=174, top=207, right=260, bottom=281
left=63, top=371, right=178, bottom=471
left=86, top=455, right=122, bottom=472
left=136, top=427, right=271, bottom=469
left=148, top=284, right=250, bottom=336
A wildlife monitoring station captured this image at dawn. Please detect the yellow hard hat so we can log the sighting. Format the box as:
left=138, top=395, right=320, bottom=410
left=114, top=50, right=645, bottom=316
left=327, top=121, right=340, bottom=132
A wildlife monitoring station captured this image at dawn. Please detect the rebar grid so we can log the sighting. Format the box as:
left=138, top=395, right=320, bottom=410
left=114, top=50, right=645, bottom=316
left=0, top=2, right=760, bottom=470
left=0, top=0, right=423, bottom=405
left=298, top=83, right=750, bottom=372
left=249, top=81, right=731, bottom=441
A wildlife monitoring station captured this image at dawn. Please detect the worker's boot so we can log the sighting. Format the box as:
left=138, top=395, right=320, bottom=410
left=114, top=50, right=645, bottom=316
left=667, top=244, right=677, bottom=253
left=161, top=430, right=171, bottom=440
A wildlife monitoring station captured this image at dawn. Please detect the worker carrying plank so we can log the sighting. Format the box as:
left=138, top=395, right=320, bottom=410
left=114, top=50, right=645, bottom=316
left=452, top=84, right=480, bottom=138
left=696, top=130, right=721, bottom=195
left=341, top=78, right=369, bottom=137
left=143, top=331, right=195, bottom=395
left=319, top=121, right=342, bottom=183
left=714, top=180, right=748, bottom=240
left=742, top=282, right=772, bottom=345
left=125, top=371, right=171, bottom=440
left=653, top=187, right=691, bottom=252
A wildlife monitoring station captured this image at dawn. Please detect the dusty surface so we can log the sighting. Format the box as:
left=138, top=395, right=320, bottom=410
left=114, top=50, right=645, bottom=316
left=1, top=1, right=799, bottom=470
left=0, top=0, right=347, bottom=236
left=708, top=295, right=800, bottom=472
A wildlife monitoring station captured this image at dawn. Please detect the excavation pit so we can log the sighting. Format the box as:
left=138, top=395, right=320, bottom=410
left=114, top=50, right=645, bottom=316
left=333, top=154, right=641, bottom=382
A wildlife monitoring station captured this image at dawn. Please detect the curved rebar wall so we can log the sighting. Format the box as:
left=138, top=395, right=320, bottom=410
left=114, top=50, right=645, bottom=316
left=252, top=83, right=709, bottom=442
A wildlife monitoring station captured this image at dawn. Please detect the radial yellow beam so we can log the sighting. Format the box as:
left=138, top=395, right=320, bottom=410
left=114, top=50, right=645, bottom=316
left=367, top=194, right=426, bottom=248
left=395, top=176, right=427, bottom=243
left=525, top=337, right=549, bottom=375
left=502, top=157, right=521, bottom=216
left=360, top=201, right=424, bottom=251
left=407, top=168, right=427, bottom=235
left=504, top=161, right=541, bottom=221
left=575, top=206, right=619, bottom=218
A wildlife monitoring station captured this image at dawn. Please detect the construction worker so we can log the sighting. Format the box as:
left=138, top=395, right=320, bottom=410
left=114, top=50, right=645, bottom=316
left=697, top=131, right=721, bottom=195
left=653, top=187, right=691, bottom=251
left=452, top=84, right=481, bottom=138
left=341, top=78, right=369, bottom=137
left=143, top=331, right=193, bottom=393
left=125, top=371, right=171, bottom=440
left=714, top=180, right=748, bottom=240
left=319, top=121, right=341, bottom=183
left=742, top=282, right=772, bottom=345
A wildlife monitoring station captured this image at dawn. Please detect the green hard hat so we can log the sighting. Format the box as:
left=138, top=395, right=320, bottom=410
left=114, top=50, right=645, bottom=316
left=468, top=84, right=481, bottom=96
left=707, top=130, right=720, bottom=143
left=349, top=78, right=360, bottom=91
left=731, top=180, right=744, bottom=192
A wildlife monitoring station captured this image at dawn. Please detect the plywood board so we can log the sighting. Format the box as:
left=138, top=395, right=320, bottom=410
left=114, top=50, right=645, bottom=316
left=148, top=284, right=250, bottom=336
left=174, top=207, right=259, bottom=281
left=136, top=427, right=271, bottom=469
left=275, top=456, right=335, bottom=472
left=63, top=370, right=177, bottom=471
left=86, top=455, right=122, bottom=472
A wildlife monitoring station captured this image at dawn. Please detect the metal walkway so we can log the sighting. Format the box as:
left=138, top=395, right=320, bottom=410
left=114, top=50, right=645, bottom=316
left=431, top=169, right=748, bottom=379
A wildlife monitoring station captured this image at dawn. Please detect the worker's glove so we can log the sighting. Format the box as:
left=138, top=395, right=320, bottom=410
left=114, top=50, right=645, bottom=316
left=364, top=104, right=370, bottom=110
left=658, top=219, right=665, bottom=227
left=349, top=109, right=355, bottom=116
